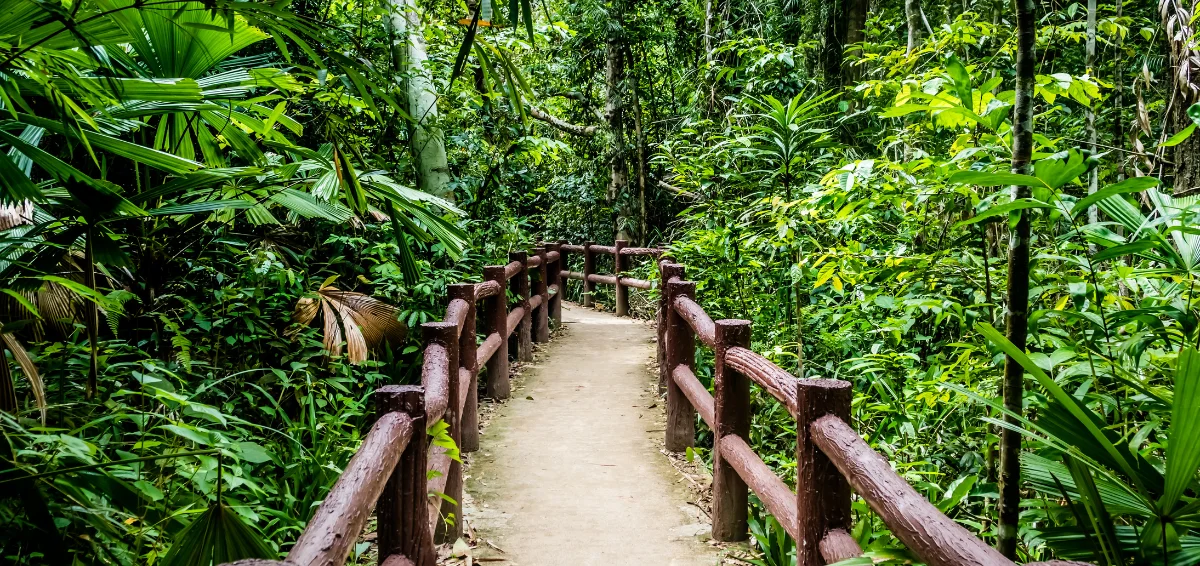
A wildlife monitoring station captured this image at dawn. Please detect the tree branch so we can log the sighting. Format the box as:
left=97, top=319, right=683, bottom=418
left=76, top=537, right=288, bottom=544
left=528, top=106, right=599, bottom=136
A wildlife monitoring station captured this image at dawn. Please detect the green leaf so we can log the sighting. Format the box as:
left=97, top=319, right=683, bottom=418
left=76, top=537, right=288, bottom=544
left=159, top=502, right=273, bottom=566
left=1071, top=177, right=1159, bottom=218
left=1091, top=240, right=1159, bottom=262
left=1065, top=454, right=1124, bottom=566
left=975, top=322, right=1146, bottom=493
left=948, top=170, right=1048, bottom=188
left=1162, top=347, right=1200, bottom=512
left=1189, top=102, right=1200, bottom=126
left=148, top=200, right=255, bottom=216
left=955, top=199, right=1053, bottom=228
left=1160, top=123, right=1196, bottom=148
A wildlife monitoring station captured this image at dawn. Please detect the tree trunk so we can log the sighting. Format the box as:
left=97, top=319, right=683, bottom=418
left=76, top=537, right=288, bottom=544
left=1160, top=0, right=1199, bottom=193
left=1085, top=0, right=1099, bottom=227
left=906, top=0, right=924, bottom=55
left=392, top=0, right=452, bottom=200
left=629, top=57, right=649, bottom=245
left=605, top=33, right=630, bottom=240
left=1112, top=0, right=1125, bottom=179
left=997, top=0, right=1037, bottom=558
left=84, top=225, right=99, bottom=400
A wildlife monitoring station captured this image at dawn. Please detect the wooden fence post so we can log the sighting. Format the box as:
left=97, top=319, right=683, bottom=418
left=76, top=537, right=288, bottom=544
left=614, top=239, right=629, bottom=317
left=713, top=318, right=751, bottom=542
left=547, top=242, right=563, bottom=327
left=423, top=322, right=462, bottom=543
left=796, top=379, right=854, bottom=566
left=482, top=266, right=509, bottom=400
left=658, top=261, right=683, bottom=393
left=582, top=241, right=595, bottom=307
left=509, top=251, right=533, bottom=362
left=375, top=385, right=435, bottom=566
left=664, top=276, right=695, bottom=452
left=533, top=246, right=550, bottom=343
left=449, top=284, right=479, bottom=453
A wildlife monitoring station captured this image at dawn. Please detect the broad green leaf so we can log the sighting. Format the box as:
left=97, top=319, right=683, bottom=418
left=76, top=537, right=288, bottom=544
left=1071, top=177, right=1159, bottom=217
left=1162, top=347, right=1200, bottom=511
left=948, top=170, right=1047, bottom=188
left=954, top=199, right=1053, bottom=228
left=1160, top=123, right=1196, bottom=148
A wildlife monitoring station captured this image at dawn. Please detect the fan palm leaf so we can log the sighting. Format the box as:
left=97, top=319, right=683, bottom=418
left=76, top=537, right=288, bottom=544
left=289, top=282, right=406, bottom=365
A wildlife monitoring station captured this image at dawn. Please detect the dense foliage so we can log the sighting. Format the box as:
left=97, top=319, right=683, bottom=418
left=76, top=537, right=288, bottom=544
left=2, top=0, right=1199, bottom=564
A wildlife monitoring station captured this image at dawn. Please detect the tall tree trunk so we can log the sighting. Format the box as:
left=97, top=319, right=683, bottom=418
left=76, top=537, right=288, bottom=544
left=1112, top=0, right=1125, bottom=179
left=906, top=0, right=924, bottom=55
left=845, top=0, right=866, bottom=81
left=606, top=32, right=630, bottom=240
left=1085, top=0, right=1099, bottom=227
left=998, top=0, right=1037, bottom=558
left=392, top=0, right=452, bottom=200
left=84, top=225, right=99, bottom=400
left=1161, top=0, right=1199, bottom=193
left=630, top=65, right=649, bottom=245
left=704, top=0, right=715, bottom=65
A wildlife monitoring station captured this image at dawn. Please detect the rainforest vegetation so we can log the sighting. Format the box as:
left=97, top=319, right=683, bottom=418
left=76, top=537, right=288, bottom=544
left=1, top=0, right=1199, bottom=563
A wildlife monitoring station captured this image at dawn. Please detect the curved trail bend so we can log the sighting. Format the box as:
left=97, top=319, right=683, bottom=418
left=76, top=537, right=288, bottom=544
left=465, top=304, right=720, bottom=565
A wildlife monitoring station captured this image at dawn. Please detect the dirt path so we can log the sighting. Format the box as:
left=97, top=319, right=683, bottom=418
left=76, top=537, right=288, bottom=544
left=464, top=304, right=720, bottom=565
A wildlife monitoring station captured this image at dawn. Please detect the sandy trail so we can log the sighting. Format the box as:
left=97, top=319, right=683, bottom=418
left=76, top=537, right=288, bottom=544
left=465, top=304, right=720, bottom=565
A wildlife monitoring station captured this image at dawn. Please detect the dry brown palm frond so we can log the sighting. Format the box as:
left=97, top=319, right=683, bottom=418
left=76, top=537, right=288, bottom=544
left=0, top=201, right=33, bottom=231
left=1160, top=0, right=1200, bottom=98
left=0, top=327, right=45, bottom=424
left=289, top=283, right=406, bottom=364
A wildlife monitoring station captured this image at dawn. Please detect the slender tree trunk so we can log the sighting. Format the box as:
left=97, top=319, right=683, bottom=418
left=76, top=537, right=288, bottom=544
left=906, top=0, right=924, bottom=55
left=392, top=0, right=452, bottom=200
left=1160, top=0, right=1199, bottom=193
left=1112, top=0, right=1125, bottom=179
left=84, top=225, right=99, bottom=400
left=704, top=0, right=715, bottom=65
left=605, top=33, right=630, bottom=240
left=997, top=0, right=1037, bottom=557
left=1085, top=0, right=1099, bottom=227
left=630, top=62, right=649, bottom=244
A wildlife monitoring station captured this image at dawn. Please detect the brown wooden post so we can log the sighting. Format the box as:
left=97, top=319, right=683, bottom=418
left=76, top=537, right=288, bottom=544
left=796, top=379, right=853, bottom=566
left=422, top=322, right=462, bottom=543
left=658, top=262, right=683, bottom=393
left=375, top=385, right=435, bottom=566
left=482, top=266, right=509, bottom=400
left=582, top=241, right=595, bottom=307
left=712, top=318, right=751, bottom=542
left=533, top=246, right=550, bottom=343
left=664, top=277, right=696, bottom=452
left=547, top=242, right=563, bottom=327
left=449, top=284, right=479, bottom=453
left=508, top=251, right=533, bottom=362
left=614, top=239, right=629, bottom=317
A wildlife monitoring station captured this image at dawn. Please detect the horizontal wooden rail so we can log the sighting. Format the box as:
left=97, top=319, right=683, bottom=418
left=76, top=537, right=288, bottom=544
left=560, top=244, right=585, bottom=253
left=820, top=529, right=864, bottom=564
left=671, top=365, right=714, bottom=428
left=672, top=295, right=717, bottom=347
left=475, top=280, right=501, bottom=299
left=444, top=299, right=469, bottom=335
left=810, top=414, right=1012, bottom=566
left=589, top=244, right=616, bottom=254
left=618, top=247, right=663, bottom=256
left=725, top=347, right=797, bottom=415
left=288, top=411, right=414, bottom=566
left=504, top=260, right=523, bottom=280
left=546, top=250, right=560, bottom=262
left=529, top=294, right=544, bottom=310
left=619, top=276, right=653, bottom=290
left=506, top=307, right=524, bottom=337
left=477, top=332, right=502, bottom=368
left=718, top=434, right=799, bottom=540
left=587, top=273, right=617, bottom=285
left=563, top=270, right=584, bottom=280
left=527, top=255, right=543, bottom=268
left=421, top=344, right=450, bottom=425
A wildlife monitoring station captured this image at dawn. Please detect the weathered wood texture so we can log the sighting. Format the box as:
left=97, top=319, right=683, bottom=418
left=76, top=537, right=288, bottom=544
left=795, top=379, right=854, bottom=566
left=582, top=241, right=595, bottom=307
left=712, top=319, right=751, bottom=542
left=375, top=386, right=435, bottom=566
left=474, top=280, right=501, bottom=299
left=614, top=239, right=629, bottom=316
left=506, top=307, right=525, bottom=339
left=547, top=242, right=563, bottom=326
left=672, top=365, right=714, bottom=429
left=725, top=346, right=797, bottom=415
left=718, top=434, right=798, bottom=540
left=508, top=251, right=533, bottom=362
left=664, top=279, right=697, bottom=451
left=618, top=276, right=653, bottom=290
left=287, top=411, right=413, bottom=566
left=586, top=273, right=618, bottom=285
left=533, top=246, right=550, bottom=342
left=618, top=247, right=663, bottom=256
left=588, top=244, right=617, bottom=254
left=811, top=415, right=1013, bottom=566
left=482, top=266, right=509, bottom=400
left=560, top=243, right=586, bottom=253
left=448, top=284, right=478, bottom=453
left=503, top=260, right=523, bottom=280
left=476, top=332, right=503, bottom=369
left=422, top=322, right=461, bottom=543
left=658, top=262, right=684, bottom=391
left=819, top=529, right=863, bottom=564
left=672, top=295, right=717, bottom=347
left=420, top=344, right=449, bottom=425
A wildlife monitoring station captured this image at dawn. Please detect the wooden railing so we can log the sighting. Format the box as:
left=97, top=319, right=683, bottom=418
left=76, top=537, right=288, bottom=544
left=223, top=238, right=1086, bottom=566
left=223, top=244, right=565, bottom=566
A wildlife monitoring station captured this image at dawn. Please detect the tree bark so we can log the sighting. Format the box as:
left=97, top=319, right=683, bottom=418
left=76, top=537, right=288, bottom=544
left=392, top=0, right=452, bottom=201
left=605, top=32, right=630, bottom=240
left=629, top=59, right=649, bottom=244
left=906, top=0, right=924, bottom=55
left=1160, top=0, right=1199, bottom=193
left=1085, top=0, right=1099, bottom=226
left=998, top=0, right=1037, bottom=558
